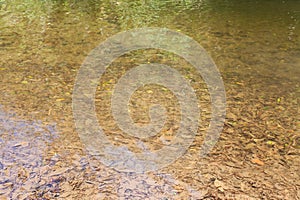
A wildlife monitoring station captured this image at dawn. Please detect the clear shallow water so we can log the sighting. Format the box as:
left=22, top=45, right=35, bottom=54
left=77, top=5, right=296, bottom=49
left=0, top=0, right=299, bottom=198
left=0, top=106, right=58, bottom=198
left=1, top=0, right=299, bottom=86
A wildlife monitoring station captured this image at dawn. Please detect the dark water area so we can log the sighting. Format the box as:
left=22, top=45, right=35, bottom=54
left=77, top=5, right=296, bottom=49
left=0, top=0, right=299, bottom=199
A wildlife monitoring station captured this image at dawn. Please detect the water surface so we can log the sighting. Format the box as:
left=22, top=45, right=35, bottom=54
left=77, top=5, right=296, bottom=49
left=0, top=0, right=299, bottom=198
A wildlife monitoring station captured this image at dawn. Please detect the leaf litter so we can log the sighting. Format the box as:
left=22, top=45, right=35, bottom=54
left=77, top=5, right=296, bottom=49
left=0, top=3, right=299, bottom=199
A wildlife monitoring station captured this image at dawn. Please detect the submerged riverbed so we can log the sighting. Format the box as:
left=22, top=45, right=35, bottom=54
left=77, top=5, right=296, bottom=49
left=0, top=0, right=299, bottom=199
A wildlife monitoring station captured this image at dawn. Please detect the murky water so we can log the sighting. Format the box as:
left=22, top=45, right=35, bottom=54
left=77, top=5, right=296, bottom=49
left=0, top=0, right=299, bottom=199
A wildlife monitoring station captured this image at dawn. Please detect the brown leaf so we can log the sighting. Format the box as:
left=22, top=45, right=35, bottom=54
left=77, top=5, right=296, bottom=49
left=251, top=158, right=264, bottom=166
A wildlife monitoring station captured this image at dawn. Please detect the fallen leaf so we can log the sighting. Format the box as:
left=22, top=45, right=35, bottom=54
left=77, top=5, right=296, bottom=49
left=214, top=179, right=225, bottom=192
left=266, top=140, right=275, bottom=146
left=146, top=90, right=153, bottom=94
left=13, top=141, right=29, bottom=148
left=251, top=158, right=264, bottom=166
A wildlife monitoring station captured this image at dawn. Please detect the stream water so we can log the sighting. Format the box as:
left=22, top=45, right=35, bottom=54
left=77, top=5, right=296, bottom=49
left=0, top=0, right=299, bottom=199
